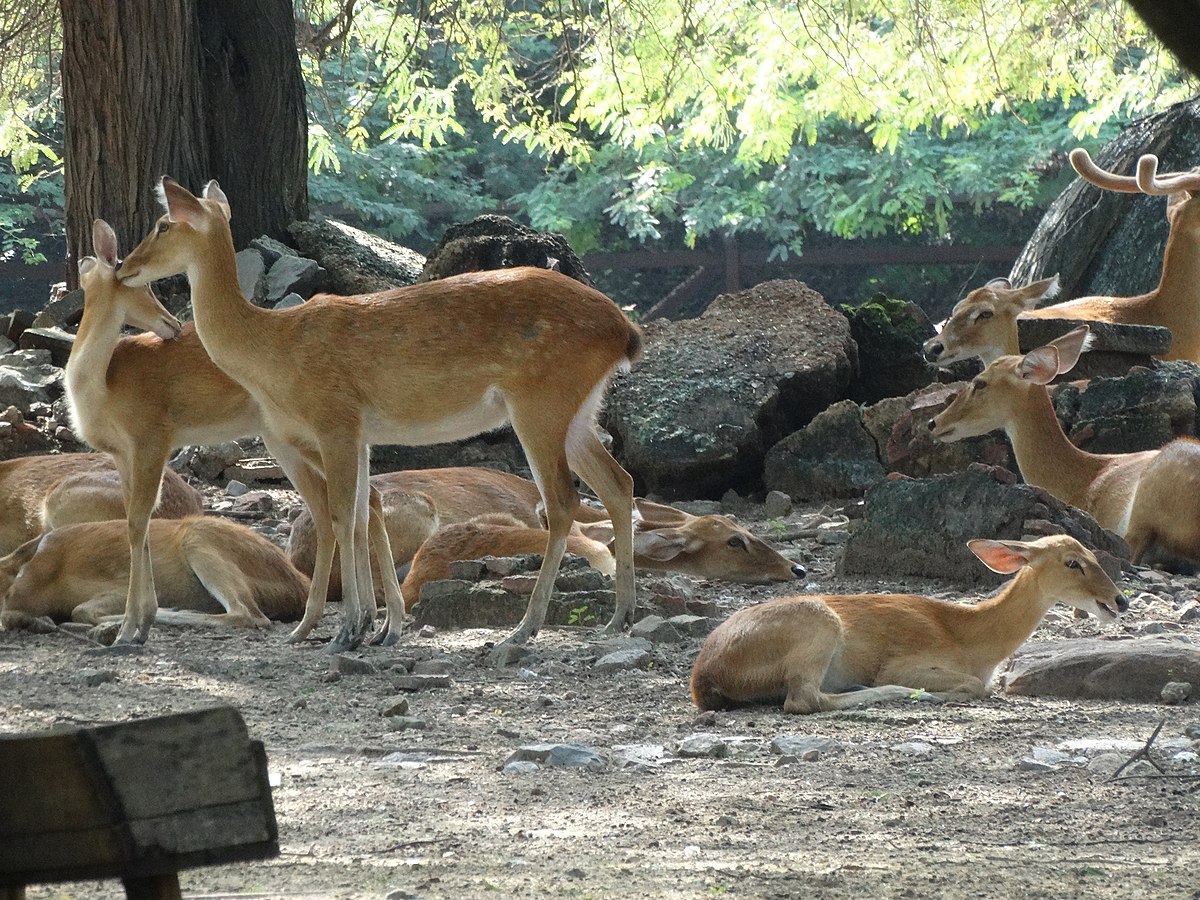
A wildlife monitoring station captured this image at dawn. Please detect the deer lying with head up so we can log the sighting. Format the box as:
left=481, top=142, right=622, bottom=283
left=690, top=534, right=1126, bottom=713
left=286, top=466, right=805, bottom=595
left=0, top=453, right=201, bottom=556
left=119, top=179, right=641, bottom=657
left=929, top=326, right=1200, bottom=565
left=924, top=149, right=1200, bottom=368
left=67, top=220, right=403, bottom=646
left=0, top=516, right=308, bottom=633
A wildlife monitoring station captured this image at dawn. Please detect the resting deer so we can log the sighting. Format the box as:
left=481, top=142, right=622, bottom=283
left=69, top=220, right=403, bottom=646
left=924, top=149, right=1200, bottom=367
left=286, top=466, right=805, bottom=593
left=0, top=453, right=201, bottom=555
left=119, top=178, right=641, bottom=657
left=0, top=516, right=308, bottom=633
left=690, top=534, right=1126, bottom=713
left=401, top=513, right=617, bottom=605
left=929, top=326, right=1200, bottom=565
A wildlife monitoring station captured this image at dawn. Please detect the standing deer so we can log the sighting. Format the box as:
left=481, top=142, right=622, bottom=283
left=924, top=149, right=1200, bottom=367
left=67, top=219, right=403, bottom=645
left=0, top=453, right=201, bottom=556
left=929, top=326, right=1200, bottom=565
left=286, top=466, right=806, bottom=593
left=690, top=534, right=1126, bottom=714
left=118, top=178, right=641, bottom=657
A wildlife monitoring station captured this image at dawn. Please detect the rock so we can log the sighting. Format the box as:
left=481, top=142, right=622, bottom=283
left=421, top=215, right=593, bottom=286
left=18, top=326, right=75, bottom=368
left=594, top=648, right=651, bottom=672
left=385, top=716, right=428, bottom=732
left=447, top=559, right=487, bottom=581
left=671, top=500, right=723, bottom=516
left=249, top=235, right=297, bottom=265
left=1004, top=636, right=1200, bottom=701
left=606, top=280, right=857, bottom=498
left=264, top=254, right=326, bottom=302
left=764, top=400, right=886, bottom=500
left=1017, top=318, right=1172, bottom=378
left=1017, top=758, right=1058, bottom=773
left=31, top=288, right=84, bottom=329
left=675, top=733, right=729, bottom=758
left=236, top=248, right=268, bottom=302
left=392, top=674, right=452, bottom=691
left=665, top=614, right=714, bottom=638
left=413, top=580, right=616, bottom=630
left=841, top=295, right=937, bottom=404
left=763, top=490, right=792, bottom=519
left=504, top=743, right=607, bottom=770
left=274, top=292, right=304, bottom=310
left=288, top=217, right=425, bottom=294
left=629, top=615, right=680, bottom=643
left=329, top=655, right=378, bottom=676
left=225, top=479, right=249, bottom=497
left=0, top=361, right=63, bottom=414
left=170, top=441, right=244, bottom=481
left=1161, top=681, right=1193, bottom=704
left=76, top=669, right=118, bottom=687
left=840, top=467, right=1130, bottom=585
left=770, top=735, right=842, bottom=756
left=381, top=698, right=410, bottom=717
left=891, top=741, right=934, bottom=756
left=412, top=659, right=454, bottom=676
left=4, top=309, right=34, bottom=344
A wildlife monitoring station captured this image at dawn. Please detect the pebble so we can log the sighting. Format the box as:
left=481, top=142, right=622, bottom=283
left=770, top=735, right=842, bottom=756
left=594, top=648, right=651, bottom=672
left=1161, top=681, right=1192, bottom=704
left=629, top=615, right=683, bottom=644
left=392, top=674, right=452, bottom=691
left=1017, top=758, right=1058, bottom=773
left=225, top=479, right=249, bottom=497
left=328, top=655, right=378, bottom=677
left=890, top=741, right=933, bottom=756
left=381, top=698, right=410, bottom=717
left=413, top=659, right=454, bottom=676
left=504, top=743, right=607, bottom=771
left=763, top=490, right=792, bottom=519
left=76, top=668, right=118, bottom=687
left=385, top=716, right=428, bottom=732
left=675, top=733, right=729, bottom=759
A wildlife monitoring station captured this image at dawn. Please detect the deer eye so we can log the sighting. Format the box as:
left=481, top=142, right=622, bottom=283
left=157, top=220, right=169, bottom=234
left=727, top=537, right=747, bottom=551
left=974, top=309, right=994, bottom=321
left=1066, top=559, right=1083, bottom=570
left=972, top=378, right=988, bottom=391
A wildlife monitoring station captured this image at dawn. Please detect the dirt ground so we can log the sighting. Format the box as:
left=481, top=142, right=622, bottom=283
left=2, top=493, right=1199, bottom=900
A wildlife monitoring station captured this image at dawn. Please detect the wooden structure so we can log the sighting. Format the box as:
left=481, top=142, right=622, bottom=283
left=0, top=706, right=278, bottom=900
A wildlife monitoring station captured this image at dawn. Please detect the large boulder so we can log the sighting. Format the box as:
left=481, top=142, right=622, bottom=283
left=420, top=215, right=592, bottom=285
left=841, top=296, right=936, bottom=404
left=606, top=280, right=857, bottom=498
left=764, top=400, right=885, bottom=500
left=839, top=466, right=1130, bottom=586
left=1004, top=636, right=1200, bottom=701
left=288, top=217, right=425, bottom=295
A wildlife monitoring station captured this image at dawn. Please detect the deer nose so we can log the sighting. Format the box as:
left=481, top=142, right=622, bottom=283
left=1115, top=594, right=1129, bottom=613
left=791, top=562, right=806, bottom=579
left=924, top=341, right=944, bottom=362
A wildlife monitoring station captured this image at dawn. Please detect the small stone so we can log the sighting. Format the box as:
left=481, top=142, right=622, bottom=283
left=77, top=669, right=118, bottom=687
left=291, top=698, right=308, bottom=710
left=801, top=749, right=821, bottom=762
left=629, top=615, right=683, bottom=644
left=273, top=293, right=305, bottom=309
left=1018, top=758, right=1057, bottom=773
left=483, top=556, right=522, bottom=576
left=504, top=743, right=607, bottom=770
left=500, top=574, right=539, bottom=595
left=594, top=648, right=651, bottom=672
left=225, top=479, right=249, bottom=497
left=381, top=698, right=410, bottom=717
left=447, top=559, right=487, bottom=581
left=503, top=760, right=541, bottom=775
left=816, top=522, right=849, bottom=545
left=418, top=624, right=437, bottom=638
left=413, top=659, right=454, bottom=676
left=392, top=674, right=452, bottom=691
left=329, top=655, right=378, bottom=676
left=771, top=735, right=842, bottom=756
left=675, top=733, right=728, bottom=758
left=1029, top=747, right=1072, bottom=766
left=1161, top=681, right=1192, bottom=704
left=891, top=741, right=933, bottom=756
left=773, top=754, right=799, bottom=767
left=763, top=490, right=792, bottom=519
left=385, top=716, right=428, bottom=732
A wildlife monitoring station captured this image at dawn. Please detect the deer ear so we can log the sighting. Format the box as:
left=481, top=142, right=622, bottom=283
left=158, top=177, right=207, bottom=226
left=78, top=256, right=97, bottom=276
left=633, top=529, right=689, bottom=561
left=1048, top=325, right=1093, bottom=373
left=91, top=219, right=119, bottom=266
left=202, top=180, right=231, bottom=221
left=1017, top=345, right=1061, bottom=385
left=576, top=520, right=616, bottom=546
left=1015, top=274, right=1060, bottom=309
left=968, top=539, right=1032, bottom=574
left=984, top=277, right=1012, bottom=291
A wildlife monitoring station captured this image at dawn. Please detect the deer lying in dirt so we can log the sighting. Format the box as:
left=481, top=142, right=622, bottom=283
left=690, top=534, right=1125, bottom=713
left=0, top=452, right=202, bottom=555
left=0, top=516, right=308, bottom=633
left=400, top=513, right=616, bottom=605
left=930, top=327, right=1200, bottom=566
left=286, top=466, right=805, bottom=596
left=924, top=149, right=1200, bottom=367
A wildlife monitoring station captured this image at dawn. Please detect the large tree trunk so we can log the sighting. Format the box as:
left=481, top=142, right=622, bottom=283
left=59, top=0, right=307, bottom=287
left=1010, top=98, right=1200, bottom=301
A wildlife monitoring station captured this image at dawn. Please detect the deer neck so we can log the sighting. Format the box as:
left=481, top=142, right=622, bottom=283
left=958, top=567, right=1051, bottom=665
left=182, top=226, right=264, bottom=367
left=1154, top=221, right=1200, bottom=309
left=1004, top=387, right=1106, bottom=508
left=64, top=295, right=124, bottom=424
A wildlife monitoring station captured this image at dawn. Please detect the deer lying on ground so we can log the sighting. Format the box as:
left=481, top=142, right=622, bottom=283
left=923, top=149, right=1200, bottom=368
left=690, top=534, right=1126, bottom=713
left=286, top=466, right=805, bottom=595
left=68, top=220, right=402, bottom=646
left=400, top=513, right=617, bottom=605
left=0, top=517, right=308, bottom=633
left=119, top=178, right=641, bottom=657
left=0, top=452, right=202, bottom=555
left=930, top=326, right=1200, bottom=565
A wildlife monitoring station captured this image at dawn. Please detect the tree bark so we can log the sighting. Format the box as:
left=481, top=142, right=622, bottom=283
left=58, top=0, right=307, bottom=288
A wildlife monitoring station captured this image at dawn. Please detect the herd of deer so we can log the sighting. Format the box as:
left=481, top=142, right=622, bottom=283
left=1, top=147, right=1196, bottom=713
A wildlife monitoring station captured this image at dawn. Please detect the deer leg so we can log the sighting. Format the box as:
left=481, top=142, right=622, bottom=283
left=566, top=429, right=636, bottom=633
left=366, top=484, right=405, bottom=646
left=319, top=435, right=370, bottom=653
left=113, top=451, right=168, bottom=645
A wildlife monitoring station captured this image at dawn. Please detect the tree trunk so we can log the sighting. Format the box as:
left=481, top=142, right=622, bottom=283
left=59, top=0, right=307, bottom=288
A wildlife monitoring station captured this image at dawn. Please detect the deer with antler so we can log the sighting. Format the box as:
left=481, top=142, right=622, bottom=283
left=118, top=179, right=641, bottom=658
left=924, top=149, right=1200, bottom=368
left=67, top=220, right=404, bottom=646
left=929, top=326, right=1200, bottom=566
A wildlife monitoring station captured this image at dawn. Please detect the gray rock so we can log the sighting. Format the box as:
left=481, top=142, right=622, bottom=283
left=18, top=326, right=75, bottom=367
left=504, top=743, right=607, bottom=770
left=76, top=668, right=118, bottom=687
left=392, top=674, right=452, bottom=691
left=502, top=760, right=542, bottom=775
left=666, top=614, right=715, bottom=638
left=0, top=363, right=63, bottom=414
left=891, top=741, right=934, bottom=756
left=1018, top=318, right=1171, bottom=378
left=236, top=248, right=267, bottom=302
left=273, top=292, right=305, bottom=309
left=765, top=400, right=886, bottom=500
left=381, top=698, right=410, bottom=717
left=1161, top=681, right=1193, bottom=704
left=385, top=716, right=428, bottom=732
left=329, top=655, right=378, bottom=676
left=763, top=490, right=792, bottom=519
left=840, top=467, right=1130, bottom=585
left=1017, top=758, right=1058, bottom=773
left=412, top=659, right=454, bottom=676
left=770, top=735, right=843, bottom=756
left=447, top=559, right=487, bottom=581
left=265, top=254, right=325, bottom=302
left=289, top=217, right=425, bottom=295
left=675, top=733, right=729, bottom=758
left=671, top=499, right=724, bottom=516
left=421, top=215, right=593, bottom=286
left=629, top=615, right=683, bottom=644
left=606, top=280, right=857, bottom=498
left=225, top=479, right=249, bottom=497
left=31, top=288, right=84, bottom=329
left=594, top=648, right=651, bottom=672
left=842, top=296, right=936, bottom=404
left=1005, top=636, right=1200, bottom=701
left=0, top=336, right=14, bottom=355
left=249, top=235, right=297, bottom=265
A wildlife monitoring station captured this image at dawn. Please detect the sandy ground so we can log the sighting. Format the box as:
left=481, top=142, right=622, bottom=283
left=2, top=498, right=1199, bottom=900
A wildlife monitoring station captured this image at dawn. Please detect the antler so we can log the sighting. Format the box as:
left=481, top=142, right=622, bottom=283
left=1069, top=148, right=1141, bottom=193
left=1136, top=154, right=1200, bottom=196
